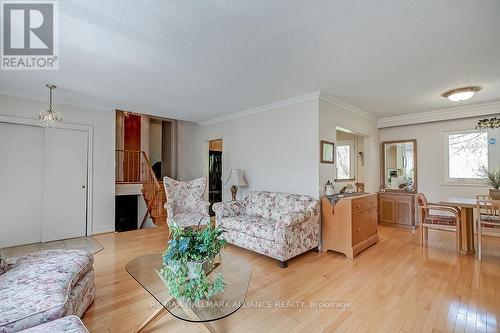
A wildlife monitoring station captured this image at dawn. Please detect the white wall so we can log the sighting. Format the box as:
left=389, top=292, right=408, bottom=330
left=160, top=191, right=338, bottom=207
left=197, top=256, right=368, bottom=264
left=178, top=99, right=320, bottom=200
left=319, top=99, right=379, bottom=195
left=379, top=115, right=500, bottom=202
left=149, top=119, right=162, bottom=163
left=0, top=93, right=115, bottom=234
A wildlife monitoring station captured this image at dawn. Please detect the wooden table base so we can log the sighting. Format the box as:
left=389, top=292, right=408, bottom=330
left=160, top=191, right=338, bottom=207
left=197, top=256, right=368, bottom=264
left=134, top=306, right=167, bottom=333
left=459, top=207, right=475, bottom=255
left=135, top=304, right=218, bottom=333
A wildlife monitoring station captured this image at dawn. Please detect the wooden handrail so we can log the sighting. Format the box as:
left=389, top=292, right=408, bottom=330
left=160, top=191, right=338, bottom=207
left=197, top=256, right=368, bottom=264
left=140, top=151, right=161, bottom=189
left=115, top=149, right=167, bottom=226
left=115, top=149, right=160, bottom=185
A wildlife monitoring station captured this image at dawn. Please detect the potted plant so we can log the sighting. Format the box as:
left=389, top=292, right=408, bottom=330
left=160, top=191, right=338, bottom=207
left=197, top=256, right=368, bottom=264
left=159, top=224, right=226, bottom=302
left=480, top=167, right=500, bottom=199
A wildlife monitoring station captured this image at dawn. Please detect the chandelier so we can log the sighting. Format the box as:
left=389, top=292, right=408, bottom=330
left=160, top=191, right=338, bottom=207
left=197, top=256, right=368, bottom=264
left=39, top=84, right=63, bottom=128
left=476, top=117, right=500, bottom=129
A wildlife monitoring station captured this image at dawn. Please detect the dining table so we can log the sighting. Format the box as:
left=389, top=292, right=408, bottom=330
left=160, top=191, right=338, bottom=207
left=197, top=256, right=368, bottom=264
left=439, top=197, right=477, bottom=255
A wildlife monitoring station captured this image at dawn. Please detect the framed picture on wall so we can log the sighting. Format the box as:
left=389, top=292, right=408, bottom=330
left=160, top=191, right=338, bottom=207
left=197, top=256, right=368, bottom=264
left=320, top=140, right=335, bottom=164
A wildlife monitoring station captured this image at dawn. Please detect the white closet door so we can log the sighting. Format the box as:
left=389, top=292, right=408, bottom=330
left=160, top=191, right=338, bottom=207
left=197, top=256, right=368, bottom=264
left=42, top=128, right=88, bottom=241
left=0, top=123, right=44, bottom=248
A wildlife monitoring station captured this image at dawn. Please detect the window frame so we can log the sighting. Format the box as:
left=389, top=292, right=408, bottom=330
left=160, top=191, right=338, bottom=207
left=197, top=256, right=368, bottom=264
left=335, top=140, right=356, bottom=181
left=442, top=129, right=489, bottom=186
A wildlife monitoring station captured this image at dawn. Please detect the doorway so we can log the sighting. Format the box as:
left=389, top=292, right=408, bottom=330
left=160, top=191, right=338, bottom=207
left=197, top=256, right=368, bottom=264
left=123, top=113, right=141, bottom=182
left=208, top=139, right=223, bottom=216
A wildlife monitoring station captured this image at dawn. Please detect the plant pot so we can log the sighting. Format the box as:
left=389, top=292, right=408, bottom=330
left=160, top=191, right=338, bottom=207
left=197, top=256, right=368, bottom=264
left=168, top=258, right=214, bottom=279
left=489, top=189, right=500, bottom=200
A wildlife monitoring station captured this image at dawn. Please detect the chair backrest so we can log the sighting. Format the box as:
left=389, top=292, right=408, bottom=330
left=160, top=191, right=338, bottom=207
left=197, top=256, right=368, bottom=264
left=417, top=193, right=429, bottom=220
left=476, top=195, right=491, bottom=215
left=163, top=176, right=206, bottom=214
left=477, top=200, right=500, bottom=225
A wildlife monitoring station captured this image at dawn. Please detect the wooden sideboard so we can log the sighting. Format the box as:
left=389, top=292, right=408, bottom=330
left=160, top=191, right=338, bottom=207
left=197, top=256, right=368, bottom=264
left=378, top=192, right=416, bottom=229
left=322, top=193, right=378, bottom=259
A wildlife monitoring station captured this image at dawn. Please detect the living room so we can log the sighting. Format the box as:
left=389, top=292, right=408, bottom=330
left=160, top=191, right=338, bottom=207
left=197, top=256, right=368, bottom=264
left=1, top=1, right=500, bottom=333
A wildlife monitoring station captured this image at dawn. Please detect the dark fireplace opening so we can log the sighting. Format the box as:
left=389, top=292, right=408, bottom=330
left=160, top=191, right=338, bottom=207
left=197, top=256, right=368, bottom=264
left=115, top=195, right=138, bottom=232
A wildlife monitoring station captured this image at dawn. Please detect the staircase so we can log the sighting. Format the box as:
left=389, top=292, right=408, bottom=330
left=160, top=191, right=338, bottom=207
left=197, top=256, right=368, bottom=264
left=115, top=150, right=167, bottom=227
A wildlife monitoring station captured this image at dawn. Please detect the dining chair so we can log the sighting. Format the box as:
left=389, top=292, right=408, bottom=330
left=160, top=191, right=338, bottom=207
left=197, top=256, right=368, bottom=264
left=476, top=195, right=492, bottom=221
left=476, top=199, right=500, bottom=261
left=418, top=193, right=461, bottom=252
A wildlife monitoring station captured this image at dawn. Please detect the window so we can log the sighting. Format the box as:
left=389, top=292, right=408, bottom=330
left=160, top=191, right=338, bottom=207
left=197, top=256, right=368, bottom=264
left=336, top=141, right=355, bottom=180
left=445, top=130, right=488, bottom=182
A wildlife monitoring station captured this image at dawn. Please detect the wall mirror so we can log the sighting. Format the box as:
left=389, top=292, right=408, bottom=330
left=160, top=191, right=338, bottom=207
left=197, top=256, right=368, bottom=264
left=381, top=139, right=417, bottom=192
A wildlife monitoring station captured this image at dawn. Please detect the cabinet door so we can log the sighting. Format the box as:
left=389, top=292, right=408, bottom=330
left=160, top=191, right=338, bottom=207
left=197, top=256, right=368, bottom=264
left=395, top=198, right=414, bottom=226
left=364, top=207, right=378, bottom=237
left=352, top=208, right=377, bottom=246
left=379, top=197, right=395, bottom=223
left=352, top=212, right=364, bottom=246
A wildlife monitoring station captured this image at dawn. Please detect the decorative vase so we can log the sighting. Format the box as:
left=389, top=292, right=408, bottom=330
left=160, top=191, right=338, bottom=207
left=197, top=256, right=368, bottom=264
left=325, top=184, right=334, bottom=196
left=489, top=189, right=500, bottom=200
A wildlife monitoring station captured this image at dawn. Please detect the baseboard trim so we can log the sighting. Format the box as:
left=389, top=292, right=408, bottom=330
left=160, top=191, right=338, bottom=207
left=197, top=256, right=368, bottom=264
left=92, top=227, right=115, bottom=235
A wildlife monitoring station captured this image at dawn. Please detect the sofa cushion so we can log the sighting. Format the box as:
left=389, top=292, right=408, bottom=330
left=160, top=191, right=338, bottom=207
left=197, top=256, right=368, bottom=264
left=270, top=192, right=316, bottom=221
left=245, top=191, right=315, bottom=220
left=17, top=316, right=89, bottom=333
left=220, top=215, right=276, bottom=242
left=0, top=256, right=7, bottom=275
left=170, top=212, right=209, bottom=228
left=0, top=249, right=93, bottom=332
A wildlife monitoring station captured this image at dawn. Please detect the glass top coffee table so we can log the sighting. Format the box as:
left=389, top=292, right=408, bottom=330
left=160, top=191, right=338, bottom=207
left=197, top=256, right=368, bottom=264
left=126, top=252, right=252, bottom=332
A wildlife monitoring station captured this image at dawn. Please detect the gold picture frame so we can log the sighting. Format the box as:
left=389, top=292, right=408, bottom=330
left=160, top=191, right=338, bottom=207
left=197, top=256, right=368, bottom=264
left=320, top=140, right=334, bottom=164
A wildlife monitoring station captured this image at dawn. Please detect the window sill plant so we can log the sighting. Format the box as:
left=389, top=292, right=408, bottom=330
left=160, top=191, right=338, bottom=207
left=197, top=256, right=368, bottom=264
left=480, top=167, right=500, bottom=199
left=159, top=224, right=226, bottom=302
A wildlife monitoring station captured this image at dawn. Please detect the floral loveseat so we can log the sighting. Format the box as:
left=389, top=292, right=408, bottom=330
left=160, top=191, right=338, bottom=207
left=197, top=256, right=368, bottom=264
left=0, top=250, right=95, bottom=333
left=213, top=191, right=320, bottom=267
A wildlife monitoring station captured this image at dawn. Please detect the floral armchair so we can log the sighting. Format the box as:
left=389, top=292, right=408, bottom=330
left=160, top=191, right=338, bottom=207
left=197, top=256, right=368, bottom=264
left=163, top=176, right=210, bottom=228
left=213, top=191, right=320, bottom=268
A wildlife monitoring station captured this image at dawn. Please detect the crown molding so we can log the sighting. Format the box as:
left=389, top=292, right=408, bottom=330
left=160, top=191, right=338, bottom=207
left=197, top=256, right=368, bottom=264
left=198, top=91, right=321, bottom=126
left=318, top=92, right=378, bottom=122
left=377, top=101, right=500, bottom=128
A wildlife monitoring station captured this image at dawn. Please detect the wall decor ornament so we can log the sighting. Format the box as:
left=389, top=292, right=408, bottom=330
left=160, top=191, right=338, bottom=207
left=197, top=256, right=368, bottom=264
left=476, top=117, right=500, bottom=129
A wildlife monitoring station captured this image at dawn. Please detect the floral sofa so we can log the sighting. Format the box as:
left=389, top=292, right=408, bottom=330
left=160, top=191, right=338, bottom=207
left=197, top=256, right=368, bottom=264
left=0, top=250, right=95, bottom=333
left=17, top=316, right=88, bottom=333
left=213, top=191, right=320, bottom=267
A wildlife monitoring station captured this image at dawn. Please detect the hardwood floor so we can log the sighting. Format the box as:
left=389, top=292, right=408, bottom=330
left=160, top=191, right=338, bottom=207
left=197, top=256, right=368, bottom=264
left=82, top=226, right=500, bottom=333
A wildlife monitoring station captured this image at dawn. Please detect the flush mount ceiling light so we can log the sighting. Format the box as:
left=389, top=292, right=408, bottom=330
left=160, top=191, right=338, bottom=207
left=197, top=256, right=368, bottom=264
left=39, top=84, right=63, bottom=128
left=441, top=86, right=482, bottom=102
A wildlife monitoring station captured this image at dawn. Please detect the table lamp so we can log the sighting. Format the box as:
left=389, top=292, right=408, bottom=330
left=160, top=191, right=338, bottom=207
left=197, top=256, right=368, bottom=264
left=225, top=169, right=247, bottom=201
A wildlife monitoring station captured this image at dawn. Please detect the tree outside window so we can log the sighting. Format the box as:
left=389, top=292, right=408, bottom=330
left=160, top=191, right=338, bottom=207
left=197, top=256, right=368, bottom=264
left=448, top=131, right=488, bottom=180
left=336, top=141, right=354, bottom=180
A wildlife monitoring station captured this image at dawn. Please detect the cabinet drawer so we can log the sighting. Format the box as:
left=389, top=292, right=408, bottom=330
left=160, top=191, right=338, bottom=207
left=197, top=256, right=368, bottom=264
left=352, top=196, right=377, bottom=213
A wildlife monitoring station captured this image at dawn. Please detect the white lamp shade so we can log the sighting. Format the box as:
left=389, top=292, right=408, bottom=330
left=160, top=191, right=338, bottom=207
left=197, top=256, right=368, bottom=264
left=225, top=169, right=247, bottom=186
